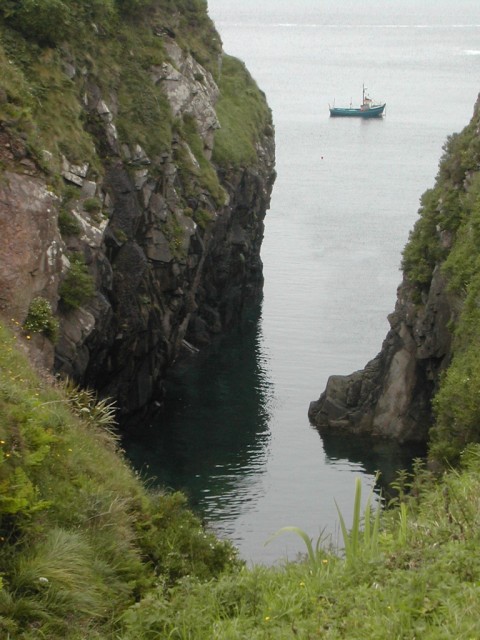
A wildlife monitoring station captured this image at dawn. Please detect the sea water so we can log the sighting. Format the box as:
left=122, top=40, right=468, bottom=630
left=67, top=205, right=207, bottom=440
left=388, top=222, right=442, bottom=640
left=124, top=0, right=480, bottom=564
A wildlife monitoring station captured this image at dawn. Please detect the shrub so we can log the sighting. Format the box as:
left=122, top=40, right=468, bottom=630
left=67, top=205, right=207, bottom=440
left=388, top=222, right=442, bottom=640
left=113, top=227, right=128, bottom=244
left=134, top=491, right=241, bottom=585
left=431, top=340, right=480, bottom=466
left=59, top=254, right=95, bottom=310
left=401, top=189, right=445, bottom=288
left=401, top=117, right=480, bottom=291
left=82, top=197, right=102, bottom=214
left=438, top=126, right=480, bottom=187
left=441, top=172, right=480, bottom=294
left=193, top=208, right=214, bottom=229
left=1, top=0, right=73, bottom=47
left=23, top=297, right=59, bottom=342
left=58, top=209, right=81, bottom=237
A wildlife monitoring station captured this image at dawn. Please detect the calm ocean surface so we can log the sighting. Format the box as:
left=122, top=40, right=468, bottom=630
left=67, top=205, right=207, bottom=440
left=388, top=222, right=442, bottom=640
left=125, top=0, right=480, bottom=564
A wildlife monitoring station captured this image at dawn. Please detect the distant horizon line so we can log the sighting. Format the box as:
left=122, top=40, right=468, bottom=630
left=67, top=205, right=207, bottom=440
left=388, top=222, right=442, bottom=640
left=215, top=22, right=480, bottom=30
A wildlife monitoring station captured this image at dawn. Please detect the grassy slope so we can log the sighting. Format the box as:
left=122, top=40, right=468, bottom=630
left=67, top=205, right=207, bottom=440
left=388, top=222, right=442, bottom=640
left=0, top=321, right=239, bottom=639
left=0, top=0, right=272, bottom=179
left=213, top=54, right=273, bottom=167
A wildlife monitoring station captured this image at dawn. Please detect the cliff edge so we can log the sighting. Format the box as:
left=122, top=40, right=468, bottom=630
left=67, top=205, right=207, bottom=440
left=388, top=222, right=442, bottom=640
left=0, top=0, right=275, bottom=418
left=310, top=95, right=480, bottom=463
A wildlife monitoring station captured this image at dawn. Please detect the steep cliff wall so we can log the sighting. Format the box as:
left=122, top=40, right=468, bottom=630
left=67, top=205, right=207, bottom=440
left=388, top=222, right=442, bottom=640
left=309, top=96, right=480, bottom=462
left=0, top=1, right=275, bottom=417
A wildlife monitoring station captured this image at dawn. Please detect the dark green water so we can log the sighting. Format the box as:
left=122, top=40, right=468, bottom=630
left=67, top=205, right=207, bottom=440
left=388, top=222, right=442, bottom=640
left=125, top=307, right=273, bottom=517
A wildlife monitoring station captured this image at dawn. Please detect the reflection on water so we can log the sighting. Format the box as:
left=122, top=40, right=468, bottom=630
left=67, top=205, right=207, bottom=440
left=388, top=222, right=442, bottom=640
left=322, top=432, right=427, bottom=495
left=124, top=305, right=275, bottom=522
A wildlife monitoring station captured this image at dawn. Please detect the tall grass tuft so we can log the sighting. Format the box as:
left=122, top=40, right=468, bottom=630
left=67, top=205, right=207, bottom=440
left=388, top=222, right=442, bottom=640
left=335, top=476, right=381, bottom=564
left=266, top=526, right=330, bottom=571
left=9, top=528, right=106, bottom=628
left=268, top=477, right=382, bottom=569
left=397, top=502, right=409, bottom=546
left=61, top=380, right=120, bottom=448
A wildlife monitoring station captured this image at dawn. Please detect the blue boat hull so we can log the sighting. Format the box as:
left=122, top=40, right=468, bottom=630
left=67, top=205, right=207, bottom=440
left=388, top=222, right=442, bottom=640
left=329, top=103, right=386, bottom=118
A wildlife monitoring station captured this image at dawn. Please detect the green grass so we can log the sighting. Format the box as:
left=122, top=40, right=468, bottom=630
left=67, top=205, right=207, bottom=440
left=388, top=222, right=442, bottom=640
left=213, top=54, right=273, bottom=168
left=0, top=28, right=99, bottom=174
left=0, top=0, right=246, bottom=177
left=116, top=61, right=173, bottom=157
left=118, top=452, right=480, bottom=639
left=0, top=0, right=256, bottom=174
left=176, top=114, right=227, bottom=207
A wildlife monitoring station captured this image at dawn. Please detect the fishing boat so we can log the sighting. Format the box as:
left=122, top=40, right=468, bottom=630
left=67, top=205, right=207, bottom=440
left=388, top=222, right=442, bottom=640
left=329, top=85, right=386, bottom=118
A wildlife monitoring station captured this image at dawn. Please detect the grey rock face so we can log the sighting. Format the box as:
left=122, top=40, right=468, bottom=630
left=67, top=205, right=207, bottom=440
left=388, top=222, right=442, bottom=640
left=0, top=22, right=275, bottom=420
left=0, top=169, right=63, bottom=323
left=157, top=40, right=221, bottom=157
left=55, top=45, right=274, bottom=416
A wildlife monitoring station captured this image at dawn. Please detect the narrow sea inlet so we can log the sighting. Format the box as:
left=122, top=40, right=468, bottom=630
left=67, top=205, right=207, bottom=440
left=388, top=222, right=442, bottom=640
left=124, top=0, right=480, bottom=563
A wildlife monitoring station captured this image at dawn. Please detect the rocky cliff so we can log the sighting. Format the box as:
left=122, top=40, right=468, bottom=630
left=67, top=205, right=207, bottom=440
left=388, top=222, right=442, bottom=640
left=0, top=1, right=275, bottom=418
left=309, top=96, right=480, bottom=461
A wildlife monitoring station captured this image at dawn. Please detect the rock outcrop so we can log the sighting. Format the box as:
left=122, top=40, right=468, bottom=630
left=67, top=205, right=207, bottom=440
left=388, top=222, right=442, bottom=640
left=309, top=271, right=453, bottom=443
left=0, top=3, right=275, bottom=419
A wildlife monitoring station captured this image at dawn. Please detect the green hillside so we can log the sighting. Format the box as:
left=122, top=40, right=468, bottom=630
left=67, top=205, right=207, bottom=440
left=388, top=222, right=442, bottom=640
left=0, top=0, right=270, bottom=176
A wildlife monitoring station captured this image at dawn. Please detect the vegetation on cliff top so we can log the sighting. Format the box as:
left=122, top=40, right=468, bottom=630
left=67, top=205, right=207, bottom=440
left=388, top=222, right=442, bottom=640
left=2, top=317, right=480, bottom=637
left=124, top=452, right=480, bottom=639
left=401, top=104, right=480, bottom=465
left=0, top=0, right=272, bottom=180
left=213, top=54, right=274, bottom=167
